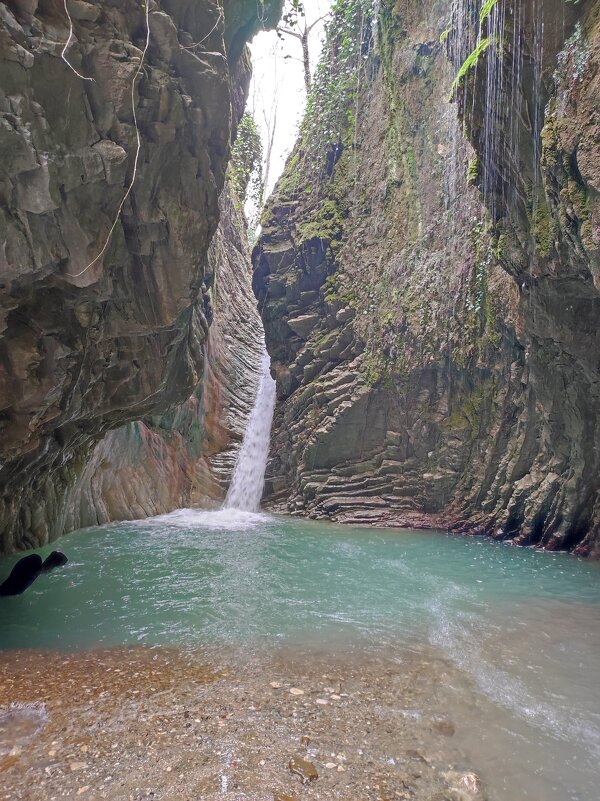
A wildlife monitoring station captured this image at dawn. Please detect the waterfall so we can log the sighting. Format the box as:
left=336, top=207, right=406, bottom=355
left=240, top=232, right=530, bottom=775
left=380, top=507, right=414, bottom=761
left=224, top=349, right=276, bottom=512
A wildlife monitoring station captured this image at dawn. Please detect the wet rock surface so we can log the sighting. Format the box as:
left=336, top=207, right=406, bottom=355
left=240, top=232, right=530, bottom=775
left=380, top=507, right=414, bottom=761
left=0, top=0, right=281, bottom=552
left=456, top=0, right=600, bottom=556
left=0, top=643, right=484, bottom=801
left=253, top=0, right=600, bottom=556
left=64, top=184, right=264, bottom=528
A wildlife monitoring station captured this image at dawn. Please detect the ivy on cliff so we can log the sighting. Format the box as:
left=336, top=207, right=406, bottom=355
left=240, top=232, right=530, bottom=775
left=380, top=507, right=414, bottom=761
left=230, top=112, right=263, bottom=231
left=302, top=0, right=373, bottom=166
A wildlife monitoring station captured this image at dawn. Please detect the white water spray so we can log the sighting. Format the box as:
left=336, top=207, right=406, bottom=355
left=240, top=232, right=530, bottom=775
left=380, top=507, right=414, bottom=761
left=224, top=349, right=276, bottom=512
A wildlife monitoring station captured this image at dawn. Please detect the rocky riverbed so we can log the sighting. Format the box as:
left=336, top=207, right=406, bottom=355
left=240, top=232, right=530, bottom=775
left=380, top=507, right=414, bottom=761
left=0, top=643, right=484, bottom=801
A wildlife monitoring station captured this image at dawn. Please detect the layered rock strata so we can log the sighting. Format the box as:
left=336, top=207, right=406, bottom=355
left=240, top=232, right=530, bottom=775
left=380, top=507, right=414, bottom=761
left=253, top=0, right=600, bottom=556
left=54, top=186, right=263, bottom=530
left=0, top=0, right=280, bottom=551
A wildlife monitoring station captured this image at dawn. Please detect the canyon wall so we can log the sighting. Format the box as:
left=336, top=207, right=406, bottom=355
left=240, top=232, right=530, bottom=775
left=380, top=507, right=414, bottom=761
left=49, top=185, right=264, bottom=532
left=254, top=0, right=600, bottom=556
left=0, top=0, right=279, bottom=552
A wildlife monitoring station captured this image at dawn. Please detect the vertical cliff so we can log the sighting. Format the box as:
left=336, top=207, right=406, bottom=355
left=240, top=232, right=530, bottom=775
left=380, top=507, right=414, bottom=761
left=0, top=0, right=281, bottom=552
left=457, top=0, right=600, bottom=555
left=253, top=0, right=600, bottom=555
left=54, top=183, right=264, bottom=530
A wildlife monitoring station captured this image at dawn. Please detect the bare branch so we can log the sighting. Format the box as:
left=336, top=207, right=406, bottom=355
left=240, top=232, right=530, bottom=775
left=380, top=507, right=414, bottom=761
left=277, top=26, right=303, bottom=40
left=306, top=14, right=329, bottom=34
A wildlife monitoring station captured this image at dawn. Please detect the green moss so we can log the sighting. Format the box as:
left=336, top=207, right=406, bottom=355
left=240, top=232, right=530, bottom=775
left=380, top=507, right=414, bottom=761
left=540, top=115, right=560, bottom=171
left=531, top=197, right=555, bottom=258
left=567, top=179, right=588, bottom=219
left=492, top=230, right=510, bottom=262
left=360, top=351, right=392, bottom=387
left=441, top=382, right=489, bottom=435
left=295, top=198, right=346, bottom=245
left=378, top=0, right=405, bottom=73
left=269, top=152, right=302, bottom=207
left=322, top=272, right=357, bottom=307
left=467, top=154, right=480, bottom=186
left=450, top=37, right=495, bottom=99
left=580, top=219, right=597, bottom=253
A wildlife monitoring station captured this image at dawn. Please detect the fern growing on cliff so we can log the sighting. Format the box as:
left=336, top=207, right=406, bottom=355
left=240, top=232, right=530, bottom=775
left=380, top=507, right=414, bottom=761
left=479, top=0, right=499, bottom=24
left=449, top=36, right=494, bottom=97
left=449, top=0, right=502, bottom=100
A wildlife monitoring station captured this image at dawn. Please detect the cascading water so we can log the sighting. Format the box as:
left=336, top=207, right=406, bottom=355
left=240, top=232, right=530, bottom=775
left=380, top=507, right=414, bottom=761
left=224, top=349, right=276, bottom=512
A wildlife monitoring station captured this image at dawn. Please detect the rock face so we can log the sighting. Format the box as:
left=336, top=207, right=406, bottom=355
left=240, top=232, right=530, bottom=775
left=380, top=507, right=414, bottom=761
left=0, top=0, right=281, bottom=552
left=55, top=185, right=264, bottom=531
left=253, top=0, right=600, bottom=556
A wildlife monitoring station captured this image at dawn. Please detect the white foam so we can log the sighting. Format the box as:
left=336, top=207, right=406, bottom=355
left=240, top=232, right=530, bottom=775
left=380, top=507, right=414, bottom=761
left=7, top=701, right=48, bottom=719
left=143, top=507, right=274, bottom=533
left=0, top=702, right=48, bottom=754
left=427, top=601, right=600, bottom=758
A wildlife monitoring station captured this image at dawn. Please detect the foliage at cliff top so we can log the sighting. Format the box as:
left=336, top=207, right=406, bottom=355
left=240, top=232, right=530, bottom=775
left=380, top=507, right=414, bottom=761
left=230, top=112, right=263, bottom=227
left=268, top=0, right=374, bottom=207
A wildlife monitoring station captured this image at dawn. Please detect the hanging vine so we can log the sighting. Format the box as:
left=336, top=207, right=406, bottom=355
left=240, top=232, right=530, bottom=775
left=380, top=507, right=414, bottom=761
left=66, top=2, right=151, bottom=279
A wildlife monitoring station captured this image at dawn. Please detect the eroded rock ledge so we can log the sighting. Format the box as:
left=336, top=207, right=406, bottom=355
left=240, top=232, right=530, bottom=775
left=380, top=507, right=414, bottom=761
left=0, top=0, right=281, bottom=551
left=253, top=0, right=600, bottom=556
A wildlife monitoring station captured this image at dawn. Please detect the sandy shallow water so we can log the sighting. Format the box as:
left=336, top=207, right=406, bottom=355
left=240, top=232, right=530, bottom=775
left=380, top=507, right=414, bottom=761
left=1, top=510, right=599, bottom=800
left=0, top=642, right=483, bottom=801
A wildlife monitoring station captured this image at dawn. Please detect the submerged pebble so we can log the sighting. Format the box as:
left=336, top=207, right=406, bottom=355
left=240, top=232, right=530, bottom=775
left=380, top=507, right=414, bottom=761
left=444, top=770, right=486, bottom=801
left=0, top=644, right=488, bottom=801
left=288, top=755, right=318, bottom=784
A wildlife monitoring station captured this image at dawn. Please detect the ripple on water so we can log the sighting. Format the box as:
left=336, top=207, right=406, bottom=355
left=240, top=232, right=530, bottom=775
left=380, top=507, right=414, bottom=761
left=0, top=702, right=48, bottom=756
left=0, top=516, right=599, bottom=801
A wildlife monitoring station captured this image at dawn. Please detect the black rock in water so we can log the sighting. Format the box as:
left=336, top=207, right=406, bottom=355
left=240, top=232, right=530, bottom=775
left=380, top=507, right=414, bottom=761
left=41, top=551, right=68, bottom=571
left=0, top=554, right=43, bottom=596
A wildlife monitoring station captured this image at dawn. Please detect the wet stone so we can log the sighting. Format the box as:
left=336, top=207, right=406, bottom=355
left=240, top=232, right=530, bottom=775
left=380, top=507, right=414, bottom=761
left=433, top=719, right=456, bottom=737
left=444, top=770, right=486, bottom=801
left=288, top=755, right=318, bottom=784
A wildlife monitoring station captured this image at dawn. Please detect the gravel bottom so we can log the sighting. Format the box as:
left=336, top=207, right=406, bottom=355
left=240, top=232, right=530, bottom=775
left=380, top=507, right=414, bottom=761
left=0, top=642, right=485, bottom=801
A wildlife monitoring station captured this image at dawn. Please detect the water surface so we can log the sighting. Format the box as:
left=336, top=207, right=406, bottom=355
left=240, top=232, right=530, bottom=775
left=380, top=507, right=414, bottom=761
left=0, top=510, right=599, bottom=800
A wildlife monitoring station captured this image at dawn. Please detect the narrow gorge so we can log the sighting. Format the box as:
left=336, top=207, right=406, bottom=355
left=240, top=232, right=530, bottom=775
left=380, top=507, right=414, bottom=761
left=1, top=0, right=599, bottom=557
left=1, top=2, right=600, bottom=801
